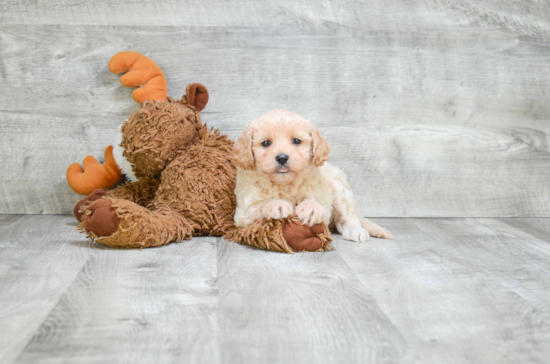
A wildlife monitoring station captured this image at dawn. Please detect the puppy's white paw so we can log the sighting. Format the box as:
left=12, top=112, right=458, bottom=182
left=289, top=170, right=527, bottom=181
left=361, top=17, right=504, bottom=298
left=295, top=199, right=327, bottom=226
left=262, top=199, right=294, bottom=220
left=341, top=227, right=370, bottom=242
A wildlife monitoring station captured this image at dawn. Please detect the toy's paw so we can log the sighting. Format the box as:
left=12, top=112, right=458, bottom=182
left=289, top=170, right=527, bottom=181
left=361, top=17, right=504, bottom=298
left=84, top=199, right=120, bottom=237
left=341, top=227, right=370, bottom=242
left=282, top=220, right=325, bottom=251
left=295, top=199, right=327, bottom=226
left=74, top=189, right=107, bottom=222
left=262, top=199, right=294, bottom=220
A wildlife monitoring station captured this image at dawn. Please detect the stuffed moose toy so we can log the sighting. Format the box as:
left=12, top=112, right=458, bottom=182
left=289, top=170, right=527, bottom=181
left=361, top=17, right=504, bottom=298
left=67, top=51, right=332, bottom=253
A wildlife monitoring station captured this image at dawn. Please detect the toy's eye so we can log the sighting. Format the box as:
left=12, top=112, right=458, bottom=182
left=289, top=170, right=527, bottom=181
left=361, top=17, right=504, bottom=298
left=292, top=138, right=302, bottom=145
left=262, top=140, right=271, bottom=147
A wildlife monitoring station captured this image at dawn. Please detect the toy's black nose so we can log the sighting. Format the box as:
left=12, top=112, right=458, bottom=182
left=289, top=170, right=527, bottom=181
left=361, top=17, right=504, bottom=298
left=275, top=154, right=289, bottom=165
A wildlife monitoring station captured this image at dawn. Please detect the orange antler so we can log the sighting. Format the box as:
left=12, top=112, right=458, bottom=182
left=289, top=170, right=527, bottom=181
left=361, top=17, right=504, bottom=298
left=67, top=146, right=123, bottom=195
left=109, top=51, right=168, bottom=103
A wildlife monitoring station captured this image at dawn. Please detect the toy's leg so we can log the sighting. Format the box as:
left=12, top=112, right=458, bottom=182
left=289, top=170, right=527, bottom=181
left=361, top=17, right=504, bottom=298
left=73, top=179, right=160, bottom=222
left=282, top=220, right=332, bottom=251
left=107, top=178, right=160, bottom=206
left=79, top=197, right=194, bottom=248
left=224, top=217, right=332, bottom=253
left=74, top=189, right=107, bottom=222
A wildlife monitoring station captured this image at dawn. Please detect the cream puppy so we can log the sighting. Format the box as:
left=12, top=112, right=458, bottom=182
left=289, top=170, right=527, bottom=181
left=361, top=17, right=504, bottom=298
left=232, top=109, right=392, bottom=242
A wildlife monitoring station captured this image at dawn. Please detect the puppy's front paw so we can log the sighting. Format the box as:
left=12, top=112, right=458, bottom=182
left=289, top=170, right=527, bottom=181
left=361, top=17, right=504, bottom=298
left=295, top=199, right=327, bottom=226
left=341, top=227, right=370, bottom=242
left=262, top=199, right=294, bottom=220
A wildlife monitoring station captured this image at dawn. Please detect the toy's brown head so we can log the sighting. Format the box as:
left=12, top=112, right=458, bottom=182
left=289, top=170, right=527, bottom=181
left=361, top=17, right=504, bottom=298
left=66, top=52, right=210, bottom=195
left=120, top=83, right=209, bottom=180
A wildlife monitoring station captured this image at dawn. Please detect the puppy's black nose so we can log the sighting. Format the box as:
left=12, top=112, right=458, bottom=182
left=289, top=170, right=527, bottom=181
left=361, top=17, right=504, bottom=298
left=275, top=154, right=289, bottom=165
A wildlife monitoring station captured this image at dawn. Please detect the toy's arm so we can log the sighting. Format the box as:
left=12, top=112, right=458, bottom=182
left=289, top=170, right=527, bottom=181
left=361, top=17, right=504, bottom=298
left=107, top=178, right=160, bottom=207
left=67, top=146, right=123, bottom=195
left=223, top=217, right=332, bottom=253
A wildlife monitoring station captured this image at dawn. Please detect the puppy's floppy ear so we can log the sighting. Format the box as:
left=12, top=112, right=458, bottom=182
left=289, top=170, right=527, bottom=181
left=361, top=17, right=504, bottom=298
left=311, top=128, right=330, bottom=166
left=186, top=83, right=209, bottom=111
left=233, top=127, right=255, bottom=170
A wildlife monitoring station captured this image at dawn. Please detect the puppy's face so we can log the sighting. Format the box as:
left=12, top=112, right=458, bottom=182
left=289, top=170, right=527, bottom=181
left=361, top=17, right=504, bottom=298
left=234, top=110, right=329, bottom=183
left=252, top=119, right=312, bottom=183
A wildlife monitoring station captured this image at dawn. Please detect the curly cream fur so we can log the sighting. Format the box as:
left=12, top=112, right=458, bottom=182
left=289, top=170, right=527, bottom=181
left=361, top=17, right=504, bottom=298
left=233, top=109, right=393, bottom=242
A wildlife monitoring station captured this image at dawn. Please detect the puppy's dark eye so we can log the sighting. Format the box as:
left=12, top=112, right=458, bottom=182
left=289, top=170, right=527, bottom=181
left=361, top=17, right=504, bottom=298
left=262, top=140, right=271, bottom=147
left=292, top=138, right=301, bottom=145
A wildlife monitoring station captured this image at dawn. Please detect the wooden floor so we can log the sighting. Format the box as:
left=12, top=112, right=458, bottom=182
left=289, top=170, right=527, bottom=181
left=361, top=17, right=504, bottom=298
left=1, top=215, right=550, bottom=363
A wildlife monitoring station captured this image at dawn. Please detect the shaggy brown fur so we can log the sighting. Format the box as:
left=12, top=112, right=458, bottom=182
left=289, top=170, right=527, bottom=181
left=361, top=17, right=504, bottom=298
left=76, top=85, right=331, bottom=253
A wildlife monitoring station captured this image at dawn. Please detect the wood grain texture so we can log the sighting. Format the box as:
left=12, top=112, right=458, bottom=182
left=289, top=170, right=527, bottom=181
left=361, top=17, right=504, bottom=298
left=2, top=0, right=549, bottom=35
left=0, top=215, right=92, bottom=364
left=14, top=235, right=219, bottom=364
left=217, top=239, right=407, bottom=364
left=2, top=0, right=550, bottom=216
left=495, top=218, right=550, bottom=253
left=334, top=218, right=550, bottom=363
left=3, top=216, right=550, bottom=363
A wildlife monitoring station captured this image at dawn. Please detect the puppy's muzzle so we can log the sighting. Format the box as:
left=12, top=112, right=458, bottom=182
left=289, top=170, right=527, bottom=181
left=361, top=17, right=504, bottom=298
left=275, top=154, right=289, bottom=165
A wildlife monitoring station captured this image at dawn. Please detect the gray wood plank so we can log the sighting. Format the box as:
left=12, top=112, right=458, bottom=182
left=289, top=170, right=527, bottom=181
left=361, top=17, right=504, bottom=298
left=0, top=215, right=93, bottom=364
left=0, top=111, right=119, bottom=214
left=2, top=22, right=550, bottom=216
left=217, top=238, right=408, bottom=364
left=494, top=218, right=550, bottom=253
left=334, top=218, right=550, bottom=364
left=0, top=0, right=486, bottom=29
left=14, top=237, right=220, bottom=364
left=2, top=0, right=549, bottom=37
left=3, top=215, right=550, bottom=363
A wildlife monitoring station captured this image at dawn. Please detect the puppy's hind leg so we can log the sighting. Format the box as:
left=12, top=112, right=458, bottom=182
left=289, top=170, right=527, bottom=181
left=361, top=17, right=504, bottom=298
left=361, top=218, right=393, bottom=239
left=324, top=163, right=370, bottom=242
left=323, top=163, right=392, bottom=242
